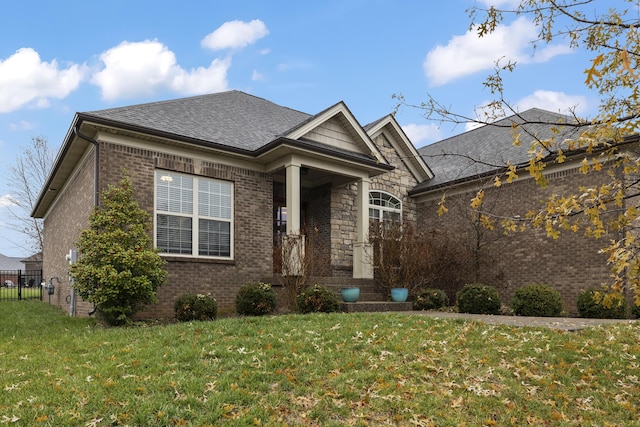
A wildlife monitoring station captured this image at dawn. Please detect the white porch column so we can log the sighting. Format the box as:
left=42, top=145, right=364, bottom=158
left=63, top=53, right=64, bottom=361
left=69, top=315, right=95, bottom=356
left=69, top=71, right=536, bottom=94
left=283, top=163, right=304, bottom=276
left=285, top=164, right=301, bottom=234
left=353, top=177, right=373, bottom=278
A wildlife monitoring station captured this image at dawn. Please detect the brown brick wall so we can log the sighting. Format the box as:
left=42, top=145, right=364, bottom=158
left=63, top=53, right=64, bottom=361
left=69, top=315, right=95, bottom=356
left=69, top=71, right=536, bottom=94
left=42, top=145, right=96, bottom=316
left=416, top=166, right=614, bottom=313
left=43, top=140, right=273, bottom=319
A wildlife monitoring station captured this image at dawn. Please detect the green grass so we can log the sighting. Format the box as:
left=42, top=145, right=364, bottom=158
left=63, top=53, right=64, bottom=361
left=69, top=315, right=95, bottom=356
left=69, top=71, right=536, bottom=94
left=1, top=301, right=639, bottom=426
left=0, top=286, right=42, bottom=300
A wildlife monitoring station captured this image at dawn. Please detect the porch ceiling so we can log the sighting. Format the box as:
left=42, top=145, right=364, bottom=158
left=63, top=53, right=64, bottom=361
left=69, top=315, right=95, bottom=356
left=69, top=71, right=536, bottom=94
left=271, top=167, right=355, bottom=188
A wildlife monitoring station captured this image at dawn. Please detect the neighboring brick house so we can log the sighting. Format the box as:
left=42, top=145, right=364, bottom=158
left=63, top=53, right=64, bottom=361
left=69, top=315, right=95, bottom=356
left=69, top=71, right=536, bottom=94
left=32, top=91, right=432, bottom=318
left=412, top=109, right=630, bottom=312
left=31, top=92, right=621, bottom=317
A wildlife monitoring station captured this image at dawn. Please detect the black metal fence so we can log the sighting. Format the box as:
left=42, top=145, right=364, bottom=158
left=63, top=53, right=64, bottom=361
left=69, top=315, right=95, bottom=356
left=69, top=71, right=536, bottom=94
left=0, top=270, right=43, bottom=301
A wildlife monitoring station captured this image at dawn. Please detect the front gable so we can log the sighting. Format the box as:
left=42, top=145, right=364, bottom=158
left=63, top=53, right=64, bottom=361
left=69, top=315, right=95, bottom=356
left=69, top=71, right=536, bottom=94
left=284, top=102, right=387, bottom=165
left=365, top=115, right=433, bottom=184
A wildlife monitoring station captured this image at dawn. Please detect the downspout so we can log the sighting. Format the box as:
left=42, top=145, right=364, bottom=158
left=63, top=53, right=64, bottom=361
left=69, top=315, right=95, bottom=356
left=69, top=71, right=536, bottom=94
left=72, top=124, right=99, bottom=316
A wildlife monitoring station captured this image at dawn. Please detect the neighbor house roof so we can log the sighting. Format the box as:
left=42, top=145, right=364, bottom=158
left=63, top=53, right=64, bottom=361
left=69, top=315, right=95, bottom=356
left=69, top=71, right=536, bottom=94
left=0, top=254, right=24, bottom=270
left=411, top=108, right=582, bottom=194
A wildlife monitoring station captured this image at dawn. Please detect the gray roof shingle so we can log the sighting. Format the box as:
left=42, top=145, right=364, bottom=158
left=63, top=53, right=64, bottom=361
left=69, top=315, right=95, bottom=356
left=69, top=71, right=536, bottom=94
left=413, top=108, right=581, bottom=193
left=81, top=90, right=312, bottom=152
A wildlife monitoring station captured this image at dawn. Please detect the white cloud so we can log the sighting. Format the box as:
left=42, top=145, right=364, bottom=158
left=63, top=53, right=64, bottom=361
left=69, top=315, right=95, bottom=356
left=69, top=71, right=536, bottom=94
left=170, top=58, right=231, bottom=95
left=476, top=0, right=522, bottom=7
left=0, top=194, right=17, bottom=208
left=201, top=19, right=269, bottom=51
left=402, top=123, right=442, bottom=147
left=464, top=90, right=589, bottom=131
left=515, top=90, right=588, bottom=115
left=91, top=40, right=231, bottom=100
left=9, top=120, right=35, bottom=131
left=252, top=69, right=265, bottom=81
left=423, top=17, right=572, bottom=86
left=0, top=48, right=86, bottom=113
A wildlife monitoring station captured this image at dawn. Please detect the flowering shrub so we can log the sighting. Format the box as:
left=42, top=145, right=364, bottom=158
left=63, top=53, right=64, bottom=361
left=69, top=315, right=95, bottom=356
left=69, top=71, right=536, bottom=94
left=296, top=284, right=340, bottom=314
left=511, top=284, right=563, bottom=317
left=413, top=288, right=448, bottom=311
left=577, top=289, right=627, bottom=319
left=235, top=282, right=277, bottom=316
left=457, top=284, right=501, bottom=315
left=174, top=294, right=218, bottom=321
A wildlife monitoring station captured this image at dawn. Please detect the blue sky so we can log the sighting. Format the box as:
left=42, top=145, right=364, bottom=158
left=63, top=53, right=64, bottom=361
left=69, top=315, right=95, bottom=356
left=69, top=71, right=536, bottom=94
left=0, top=0, right=612, bottom=257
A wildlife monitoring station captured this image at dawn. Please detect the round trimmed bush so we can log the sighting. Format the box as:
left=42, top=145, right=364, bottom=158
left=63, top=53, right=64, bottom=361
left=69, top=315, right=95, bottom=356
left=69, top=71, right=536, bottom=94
left=174, top=293, right=218, bottom=321
left=413, top=288, right=448, bottom=311
left=296, top=284, right=340, bottom=314
left=631, top=302, right=640, bottom=319
left=235, top=282, right=277, bottom=316
left=577, top=289, right=627, bottom=319
left=457, top=284, right=501, bottom=315
left=511, top=284, right=563, bottom=317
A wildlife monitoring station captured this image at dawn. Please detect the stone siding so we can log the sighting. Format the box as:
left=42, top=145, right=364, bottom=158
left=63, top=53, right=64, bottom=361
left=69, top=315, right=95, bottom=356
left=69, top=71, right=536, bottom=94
left=329, top=133, right=420, bottom=276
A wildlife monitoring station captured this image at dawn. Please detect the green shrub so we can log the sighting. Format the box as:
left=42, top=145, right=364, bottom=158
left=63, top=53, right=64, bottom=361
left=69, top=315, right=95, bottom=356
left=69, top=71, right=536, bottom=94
left=511, top=284, right=563, bottom=317
left=235, top=282, right=277, bottom=316
left=413, top=288, right=449, bottom=311
left=632, top=301, right=640, bottom=319
left=457, top=284, right=501, bottom=315
left=577, top=289, right=627, bottom=319
left=174, top=294, right=218, bottom=322
left=296, top=284, right=340, bottom=314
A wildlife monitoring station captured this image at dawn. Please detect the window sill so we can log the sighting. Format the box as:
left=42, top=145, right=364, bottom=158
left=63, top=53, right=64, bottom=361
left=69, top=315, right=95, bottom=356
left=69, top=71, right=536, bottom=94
left=160, top=255, right=235, bottom=265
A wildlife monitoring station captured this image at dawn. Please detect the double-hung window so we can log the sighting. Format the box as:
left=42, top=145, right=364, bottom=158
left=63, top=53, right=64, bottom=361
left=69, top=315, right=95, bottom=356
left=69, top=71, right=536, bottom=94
left=155, top=170, right=233, bottom=258
left=369, top=191, right=401, bottom=224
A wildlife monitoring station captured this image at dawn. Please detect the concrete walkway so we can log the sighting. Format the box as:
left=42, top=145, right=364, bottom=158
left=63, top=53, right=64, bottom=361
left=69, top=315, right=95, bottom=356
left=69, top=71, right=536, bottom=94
left=405, top=311, right=639, bottom=331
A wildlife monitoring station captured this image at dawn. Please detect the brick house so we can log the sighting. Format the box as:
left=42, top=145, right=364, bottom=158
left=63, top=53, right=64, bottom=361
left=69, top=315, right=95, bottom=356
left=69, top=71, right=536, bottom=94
left=32, top=91, right=432, bottom=317
left=32, top=92, right=618, bottom=317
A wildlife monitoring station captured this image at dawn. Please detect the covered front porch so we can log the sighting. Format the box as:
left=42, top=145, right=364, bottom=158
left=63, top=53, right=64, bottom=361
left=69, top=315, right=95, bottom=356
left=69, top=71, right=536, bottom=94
left=269, top=155, right=388, bottom=279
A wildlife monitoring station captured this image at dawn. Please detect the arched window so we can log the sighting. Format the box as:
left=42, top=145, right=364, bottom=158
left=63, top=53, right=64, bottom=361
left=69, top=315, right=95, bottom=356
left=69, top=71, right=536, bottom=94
left=369, top=191, right=401, bottom=224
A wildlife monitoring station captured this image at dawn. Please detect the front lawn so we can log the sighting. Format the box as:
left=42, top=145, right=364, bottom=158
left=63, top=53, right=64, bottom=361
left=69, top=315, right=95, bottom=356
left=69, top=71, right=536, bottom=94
left=1, top=301, right=639, bottom=426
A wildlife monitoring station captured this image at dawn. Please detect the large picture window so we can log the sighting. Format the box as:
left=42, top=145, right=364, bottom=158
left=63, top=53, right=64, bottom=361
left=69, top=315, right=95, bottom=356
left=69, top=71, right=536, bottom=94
left=369, top=191, right=401, bottom=224
left=155, top=170, right=233, bottom=258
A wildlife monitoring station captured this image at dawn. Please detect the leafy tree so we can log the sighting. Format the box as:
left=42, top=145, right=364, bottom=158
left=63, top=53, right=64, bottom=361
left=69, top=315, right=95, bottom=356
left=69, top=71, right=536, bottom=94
left=70, top=173, right=167, bottom=325
left=399, top=1, right=640, bottom=308
left=4, top=136, right=55, bottom=253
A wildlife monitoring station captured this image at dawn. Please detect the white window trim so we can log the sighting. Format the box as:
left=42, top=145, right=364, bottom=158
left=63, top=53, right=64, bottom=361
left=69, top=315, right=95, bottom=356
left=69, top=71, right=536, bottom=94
left=154, top=170, right=234, bottom=260
left=369, top=190, right=402, bottom=223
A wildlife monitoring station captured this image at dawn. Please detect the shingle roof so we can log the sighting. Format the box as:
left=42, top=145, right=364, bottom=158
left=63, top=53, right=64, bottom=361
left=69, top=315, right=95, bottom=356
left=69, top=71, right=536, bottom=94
left=81, top=90, right=312, bottom=152
left=412, top=108, right=581, bottom=193
left=0, top=254, right=24, bottom=270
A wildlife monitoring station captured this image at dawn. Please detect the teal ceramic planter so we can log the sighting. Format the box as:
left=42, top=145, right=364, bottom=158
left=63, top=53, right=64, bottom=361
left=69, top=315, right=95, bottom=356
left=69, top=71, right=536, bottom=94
left=341, top=287, right=360, bottom=303
left=391, top=288, right=408, bottom=302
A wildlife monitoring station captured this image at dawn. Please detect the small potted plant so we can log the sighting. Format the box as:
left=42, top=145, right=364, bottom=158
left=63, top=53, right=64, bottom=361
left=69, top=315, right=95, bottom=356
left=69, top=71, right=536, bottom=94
left=341, top=287, right=360, bottom=303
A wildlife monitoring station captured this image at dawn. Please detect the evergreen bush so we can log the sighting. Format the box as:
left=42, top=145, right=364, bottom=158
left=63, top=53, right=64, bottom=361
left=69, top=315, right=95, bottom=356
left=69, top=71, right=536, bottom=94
left=174, top=294, right=218, bottom=321
left=577, top=289, right=627, bottom=319
left=413, top=288, right=448, bottom=311
left=71, top=173, right=167, bottom=326
left=296, top=284, right=340, bottom=314
left=457, top=284, right=501, bottom=315
left=511, top=284, right=563, bottom=317
left=235, top=282, right=277, bottom=316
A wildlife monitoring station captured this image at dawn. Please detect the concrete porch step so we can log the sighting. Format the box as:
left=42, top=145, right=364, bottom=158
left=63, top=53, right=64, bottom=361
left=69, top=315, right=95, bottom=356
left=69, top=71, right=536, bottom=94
left=340, top=301, right=413, bottom=313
